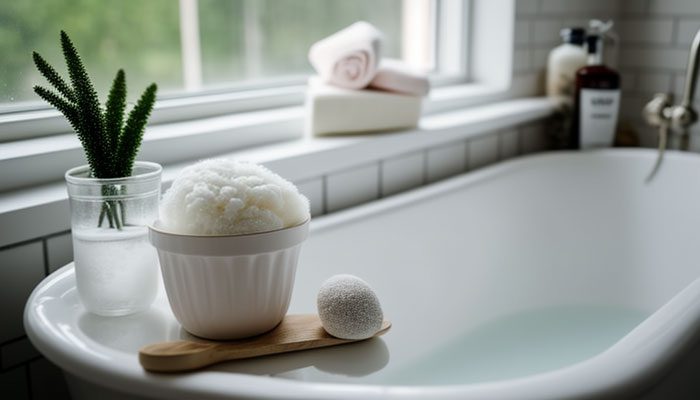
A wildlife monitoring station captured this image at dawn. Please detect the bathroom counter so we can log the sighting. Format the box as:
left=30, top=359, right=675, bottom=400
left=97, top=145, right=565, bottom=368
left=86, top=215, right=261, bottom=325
left=25, top=149, right=700, bottom=399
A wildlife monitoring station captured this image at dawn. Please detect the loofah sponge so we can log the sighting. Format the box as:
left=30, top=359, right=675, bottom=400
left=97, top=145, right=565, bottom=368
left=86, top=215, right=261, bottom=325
left=317, top=274, right=383, bottom=340
left=160, top=159, right=310, bottom=235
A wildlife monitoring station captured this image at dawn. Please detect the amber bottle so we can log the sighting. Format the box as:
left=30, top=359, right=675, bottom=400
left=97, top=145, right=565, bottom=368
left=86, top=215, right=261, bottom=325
left=571, top=34, right=621, bottom=149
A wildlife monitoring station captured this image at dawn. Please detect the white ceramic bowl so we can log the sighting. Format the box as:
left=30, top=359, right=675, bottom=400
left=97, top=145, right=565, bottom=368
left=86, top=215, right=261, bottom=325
left=148, top=220, right=309, bottom=340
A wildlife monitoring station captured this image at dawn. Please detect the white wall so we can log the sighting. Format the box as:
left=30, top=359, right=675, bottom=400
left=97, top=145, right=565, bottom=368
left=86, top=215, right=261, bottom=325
left=617, top=0, right=700, bottom=148
left=513, top=0, right=700, bottom=148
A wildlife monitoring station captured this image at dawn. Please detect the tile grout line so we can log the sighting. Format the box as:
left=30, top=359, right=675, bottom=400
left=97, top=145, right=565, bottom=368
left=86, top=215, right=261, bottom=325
left=0, top=355, right=44, bottom=374
left=671, top=16, right=680, bottom=45
left=497, top=130, right=504, bottom=161
left=41, top=239, right=49, bottom=277
left=377, top=160, right=384, bottom=199
left=1, top=335, right=29, bottom=348
left=463, top=139, right=471, bottom=173
left=517, top=125, right=524, bottom=155
left=25, top=363, right=33, bottom=400
left=321, top=175, right=328, bottom=216
left=0, top=237, right=43, bottom=253
left=42, top=230, right=71, bottom=241
left=422, top=149, right=429, bottom=185
left=0, top=229, right=71, bottom=253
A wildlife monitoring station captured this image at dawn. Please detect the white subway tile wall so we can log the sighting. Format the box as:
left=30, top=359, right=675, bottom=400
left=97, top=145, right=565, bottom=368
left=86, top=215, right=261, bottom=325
left=0, top=242, right=44, bottom=343
left=46, top=232, right=72, bottom=274
left=1, top=338, right=40, bottom=370
left=618, top=19, right=674, bottom=44
left=619, top=48, right=688, bottom=70
left=635, top=72, right=673, bottom=94
left=678, top=19, right=700, bottom=46
left=295, top=178, right=325, bottom=217
left=618, top=1, right=700, bottom=145
left=620, top=72, right=636, bottom=91
left=540, top=0, right=618, bottom=14
left=515, top=0, right=700, bottom=147
left=0, top=197, right=70, bottom=248
left=532, top=20, right=563, bottom=44
left=326, top=164, right=381, bottom=212
left=621, top=0, right=648, bottom=15
left=0, top=367, right=28, bottom=400
left=516, top=0, right=538, bottom=15
left=500, top=129, right=521, bottom=160
left=0, top=240, right=66, bottom=400
left=468, top=134, right=501, bottom=170
left=426, top=141, right=468, bottom=182
left=514, top=21, right=532, bottom=45
left=513, top=49, right=533, bottom=72
left=381, top=152, right=425, bottom=197
left=648, top=0, right=700, bottom=16
left=521, top=122, right=549, bottom=154
left=29, top=358, right=71, bottom=400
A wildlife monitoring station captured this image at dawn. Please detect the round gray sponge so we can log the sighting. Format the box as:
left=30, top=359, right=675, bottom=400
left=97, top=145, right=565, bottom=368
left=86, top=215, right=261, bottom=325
left=317, top=274, right=383, bottom=340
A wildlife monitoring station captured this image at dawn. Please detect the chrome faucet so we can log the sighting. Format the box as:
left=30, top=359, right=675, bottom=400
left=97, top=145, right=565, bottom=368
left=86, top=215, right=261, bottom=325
left=643, top=28, right=700, bottom=180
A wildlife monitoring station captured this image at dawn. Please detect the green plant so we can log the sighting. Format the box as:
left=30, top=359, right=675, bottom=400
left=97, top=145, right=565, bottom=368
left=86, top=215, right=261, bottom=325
left=33, top=30, right=158, bottom=229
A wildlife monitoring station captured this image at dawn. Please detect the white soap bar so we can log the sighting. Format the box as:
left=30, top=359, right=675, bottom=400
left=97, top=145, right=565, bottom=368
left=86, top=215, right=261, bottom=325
left=317, top=274, right=383, bottom=340
left=306, top=77, right=422, bottom=136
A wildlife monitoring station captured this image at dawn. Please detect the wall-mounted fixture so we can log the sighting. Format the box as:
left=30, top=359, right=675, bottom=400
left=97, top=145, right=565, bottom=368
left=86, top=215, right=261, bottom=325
left=643, top=28, right=700, bottom=181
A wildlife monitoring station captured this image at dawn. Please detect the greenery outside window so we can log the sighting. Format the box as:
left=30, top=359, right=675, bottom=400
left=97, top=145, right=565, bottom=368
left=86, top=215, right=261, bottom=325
left=0, top=0, right=468, bottom=142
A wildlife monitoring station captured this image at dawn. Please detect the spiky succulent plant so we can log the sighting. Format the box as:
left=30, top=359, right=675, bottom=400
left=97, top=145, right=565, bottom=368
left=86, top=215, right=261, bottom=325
left=33, top=30, right=157, bottom=178
left=33, top=31, right=158, bottom=229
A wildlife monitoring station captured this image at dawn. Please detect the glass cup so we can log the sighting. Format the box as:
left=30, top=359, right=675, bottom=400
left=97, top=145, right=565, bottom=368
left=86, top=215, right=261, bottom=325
left=65, top=162, right=162, bottom=316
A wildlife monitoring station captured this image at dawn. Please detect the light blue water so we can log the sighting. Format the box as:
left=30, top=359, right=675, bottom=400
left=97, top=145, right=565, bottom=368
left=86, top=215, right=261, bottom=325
left=384, top=306, right=649, bottom=385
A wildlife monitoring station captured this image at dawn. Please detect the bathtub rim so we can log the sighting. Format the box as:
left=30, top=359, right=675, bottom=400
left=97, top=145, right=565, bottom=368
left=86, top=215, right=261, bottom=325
left=24, top=148, right=700, bottom=400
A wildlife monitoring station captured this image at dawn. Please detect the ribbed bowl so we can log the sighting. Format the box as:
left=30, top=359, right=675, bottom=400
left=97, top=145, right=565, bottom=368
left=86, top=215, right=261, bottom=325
left=148, top=220, right=309, bottom=340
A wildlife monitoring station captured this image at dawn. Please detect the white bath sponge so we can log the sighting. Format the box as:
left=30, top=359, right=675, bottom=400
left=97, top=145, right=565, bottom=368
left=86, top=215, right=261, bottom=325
left=317, top=274, right=383, bottom=340
left=160, top=159, right=310, bottom=235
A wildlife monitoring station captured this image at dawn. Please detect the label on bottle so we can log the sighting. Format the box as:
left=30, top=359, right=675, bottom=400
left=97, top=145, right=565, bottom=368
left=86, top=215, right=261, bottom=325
left=579, top=89, right=621, bottom=149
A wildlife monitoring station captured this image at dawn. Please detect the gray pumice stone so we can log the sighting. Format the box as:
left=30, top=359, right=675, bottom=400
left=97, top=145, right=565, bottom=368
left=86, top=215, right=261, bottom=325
left=317, top=274, right=383, bottom=340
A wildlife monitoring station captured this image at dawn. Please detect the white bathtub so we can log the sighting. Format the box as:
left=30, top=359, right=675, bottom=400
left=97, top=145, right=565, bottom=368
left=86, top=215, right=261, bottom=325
left=25, top=149, right=700, bottom=399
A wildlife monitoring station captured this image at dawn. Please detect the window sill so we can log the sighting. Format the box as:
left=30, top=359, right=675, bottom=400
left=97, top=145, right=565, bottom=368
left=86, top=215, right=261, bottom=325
left=0, top=83, right=513, bottom=193
left=0, top=96, right=555, bottom=247
left=0, top=106, right=303, bottom=192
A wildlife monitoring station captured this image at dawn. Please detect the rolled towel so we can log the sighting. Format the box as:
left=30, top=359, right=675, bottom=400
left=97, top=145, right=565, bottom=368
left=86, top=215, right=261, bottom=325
left=369, top=58, right=431, bottom=96
left=308, top=21, right=383, bottom=90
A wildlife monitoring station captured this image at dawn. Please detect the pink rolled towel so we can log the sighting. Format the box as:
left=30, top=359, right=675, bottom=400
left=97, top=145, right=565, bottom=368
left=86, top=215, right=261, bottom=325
left=369, top=58, right=431, bottom=97
left=308, top=21, right=383, bottom=90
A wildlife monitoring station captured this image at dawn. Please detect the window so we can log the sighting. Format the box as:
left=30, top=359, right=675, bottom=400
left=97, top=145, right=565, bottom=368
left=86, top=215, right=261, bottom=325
left=1, top=1, right=467, bottom=112
left=0, top=0, right=480, bottom=194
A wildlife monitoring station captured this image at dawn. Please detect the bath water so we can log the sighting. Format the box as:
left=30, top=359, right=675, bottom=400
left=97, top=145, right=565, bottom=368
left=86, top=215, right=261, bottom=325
left=73, top=226, right=160, bottom=316
left=385, top=306, right=649, bottom=385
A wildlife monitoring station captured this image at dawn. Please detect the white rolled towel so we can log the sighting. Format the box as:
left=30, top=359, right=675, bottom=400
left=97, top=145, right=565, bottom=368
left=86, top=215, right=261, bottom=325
left=308, top=21, right=383, bottom=90
left=369, top=58, right=431, bottom=97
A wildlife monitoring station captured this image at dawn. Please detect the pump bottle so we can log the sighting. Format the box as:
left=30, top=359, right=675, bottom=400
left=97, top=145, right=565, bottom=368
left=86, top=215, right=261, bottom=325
left=572, top=34, right=621, bottom=149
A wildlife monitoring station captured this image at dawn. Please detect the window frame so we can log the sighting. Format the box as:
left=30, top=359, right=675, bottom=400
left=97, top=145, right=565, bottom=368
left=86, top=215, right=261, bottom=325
left=0, top=0, right=535, bottom=198
left=0, top=0, right=470, bottom=143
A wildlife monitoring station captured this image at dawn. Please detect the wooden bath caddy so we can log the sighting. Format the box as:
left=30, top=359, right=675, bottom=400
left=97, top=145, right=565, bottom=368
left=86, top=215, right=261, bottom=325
left=139, top=314, right=391, bottom=372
